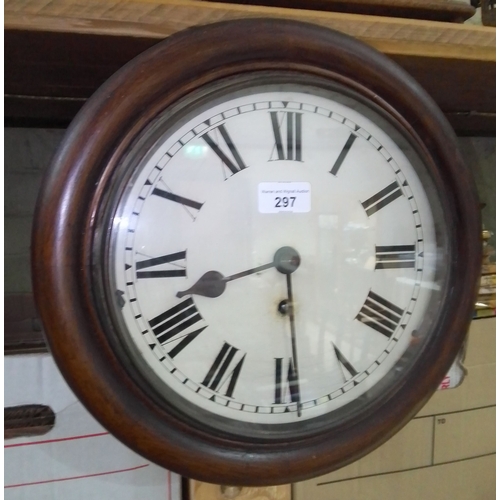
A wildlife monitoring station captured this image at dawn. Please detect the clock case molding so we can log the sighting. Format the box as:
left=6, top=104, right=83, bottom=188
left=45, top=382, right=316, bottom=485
left=31, top=20, right=482, bottom=485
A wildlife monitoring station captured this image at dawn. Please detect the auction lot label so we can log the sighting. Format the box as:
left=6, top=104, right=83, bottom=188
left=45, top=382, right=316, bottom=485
left=258, top=182, right=311, bottom=213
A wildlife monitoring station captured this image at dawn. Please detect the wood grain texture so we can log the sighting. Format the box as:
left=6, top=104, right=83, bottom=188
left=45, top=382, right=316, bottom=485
left=202, top=0, right=476, bottom=23
left=4, top=0, right=494, bottom=60
left=31, top=20, right=482, bottom=485
left=5, top=405, right=55, bottom=439
left=4, top=29, right=495, bottom=134
left=190, top=481, right=291, bottom=500
left=4, top=0, right=495, bottom=132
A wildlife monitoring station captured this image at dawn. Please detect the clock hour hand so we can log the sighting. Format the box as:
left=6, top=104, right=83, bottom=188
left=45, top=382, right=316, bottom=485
left=176, top=262, right=275, bottom=299
left=176, top=246, right=301, bottom=299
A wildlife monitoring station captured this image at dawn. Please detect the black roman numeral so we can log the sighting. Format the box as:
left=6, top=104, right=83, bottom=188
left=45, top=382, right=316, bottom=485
left=201, top=342, right=246, bottom=398
left=149, top=297, right=204, bottom=347
left=330, top=133, right=357, bottom=176
left=274, top=357, right=300, bottom=405
left=136, top=250, right=186, bottom=279
left=362, top=181, right=403, bottom=216
left=375, top=245, right=416, bottom=270
left=356, top=291, right=404, bottom=337
left=201, top=124, right=246, bottom=175
left=270, top=111, right=302, bottom=161
left=166, top=327, right=205, bottom=359
left=152, top=187, right=203, bottom=211
left=332, top=344, right=358, bottom=381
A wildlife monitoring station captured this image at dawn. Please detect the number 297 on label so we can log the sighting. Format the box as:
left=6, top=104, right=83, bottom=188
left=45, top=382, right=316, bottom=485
left=258, top=182, right=311, bottom=214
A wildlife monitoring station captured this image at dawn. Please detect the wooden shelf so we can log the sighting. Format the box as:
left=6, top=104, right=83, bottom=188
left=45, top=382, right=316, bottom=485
left=5, top=0, right=495, bottom=134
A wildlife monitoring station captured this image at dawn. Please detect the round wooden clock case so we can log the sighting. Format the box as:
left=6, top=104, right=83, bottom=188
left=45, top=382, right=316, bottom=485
left=32, top=19, right=481, bottom=485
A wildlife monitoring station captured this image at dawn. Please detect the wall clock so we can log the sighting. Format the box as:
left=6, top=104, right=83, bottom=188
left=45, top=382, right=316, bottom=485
left=32, top=19, right=481, bottom=485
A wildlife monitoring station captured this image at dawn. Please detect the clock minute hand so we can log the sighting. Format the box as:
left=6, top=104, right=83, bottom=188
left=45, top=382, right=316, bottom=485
left=176, top=261, right=275, bottom=299
left=285, top=272, right=302, bottom=417
left=271, top=246, right=302, bottom=416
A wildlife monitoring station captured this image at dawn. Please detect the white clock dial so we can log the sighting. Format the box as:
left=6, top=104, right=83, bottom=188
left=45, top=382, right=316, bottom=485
left=108, top=84, right=440, bottom=430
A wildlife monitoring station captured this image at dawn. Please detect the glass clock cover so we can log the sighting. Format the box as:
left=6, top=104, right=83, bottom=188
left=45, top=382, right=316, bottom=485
left=104, top=78, right=444, bottom=438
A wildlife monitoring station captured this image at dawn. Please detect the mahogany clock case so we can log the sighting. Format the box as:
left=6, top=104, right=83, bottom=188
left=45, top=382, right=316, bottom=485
left=32, top=20, right=481, bottom=485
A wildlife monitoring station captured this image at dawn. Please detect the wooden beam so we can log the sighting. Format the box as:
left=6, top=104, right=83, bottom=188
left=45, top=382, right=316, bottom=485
left=4, top=0, right=495, bottom=134
left=202, top=0, right=477, bottom=24
left=4, top=0, right=495, bottom=60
